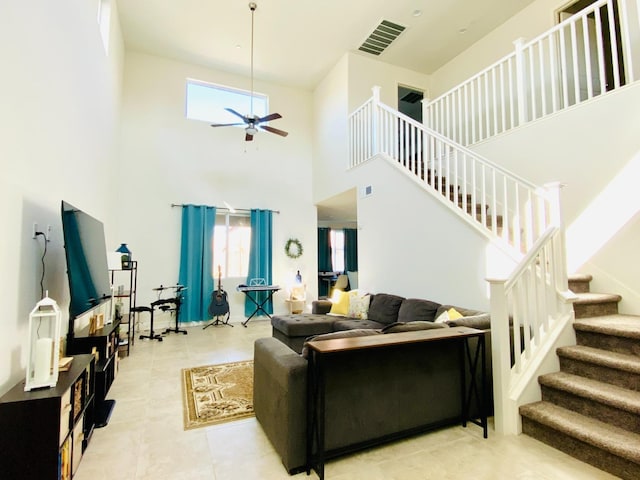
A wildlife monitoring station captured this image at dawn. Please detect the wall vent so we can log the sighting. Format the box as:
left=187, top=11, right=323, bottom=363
left=358, top=20, right=406, bottom=56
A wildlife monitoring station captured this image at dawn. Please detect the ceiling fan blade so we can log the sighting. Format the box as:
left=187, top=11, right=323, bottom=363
left=245, top=132, right=254, bottom=141
left=261, top=125, right=289, bottom=137
left=258, top=112, right=282, bottom=123
left=225, top=108, right=248, bottom=122
left=210, top=122, right=244, bottom=127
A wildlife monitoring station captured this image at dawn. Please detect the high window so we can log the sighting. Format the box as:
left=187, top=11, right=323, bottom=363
left=213, top=213, right=251, bottom=278
left=185, top=79, right=268, bottom=125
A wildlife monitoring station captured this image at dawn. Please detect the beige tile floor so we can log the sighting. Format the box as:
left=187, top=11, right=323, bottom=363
left=74, top=315, right=616, bottom=480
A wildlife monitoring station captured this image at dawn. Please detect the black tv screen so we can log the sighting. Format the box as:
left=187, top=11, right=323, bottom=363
left=61, top=201, right=112, bottom=321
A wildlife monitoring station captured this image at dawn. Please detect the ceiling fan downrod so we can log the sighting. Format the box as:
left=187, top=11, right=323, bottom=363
left=249, top=2, right=256, bottom=118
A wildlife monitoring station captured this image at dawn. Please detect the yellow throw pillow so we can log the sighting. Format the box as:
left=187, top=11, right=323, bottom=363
left=329, top=290, right=350, bottom=315
left=447, top=307, right=463, bottom=320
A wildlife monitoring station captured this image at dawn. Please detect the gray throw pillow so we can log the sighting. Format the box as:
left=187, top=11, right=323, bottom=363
left=381, top=321, right=449, bottom=333
left=446, top=313, right=491, bottom=330
left=367, top=293, right=405, bottom=325
left=397, top=298, right=441, bottom=323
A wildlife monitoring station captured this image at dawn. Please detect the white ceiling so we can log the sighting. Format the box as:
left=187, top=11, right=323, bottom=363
left=117, top=0, right=537, bottom=90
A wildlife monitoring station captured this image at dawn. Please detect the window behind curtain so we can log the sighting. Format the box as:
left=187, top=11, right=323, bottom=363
left=330, top=229, right=345, bottom=272
left=213, top=213, right=251, bottom=278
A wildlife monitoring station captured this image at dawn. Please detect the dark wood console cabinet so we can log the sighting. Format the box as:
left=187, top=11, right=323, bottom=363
left=66, top=319, right=119, bottom=427
left=0, top=354, right=96, bottom=479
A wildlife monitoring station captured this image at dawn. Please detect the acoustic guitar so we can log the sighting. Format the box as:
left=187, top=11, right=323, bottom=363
left=208, top=265, right=230, bottom=318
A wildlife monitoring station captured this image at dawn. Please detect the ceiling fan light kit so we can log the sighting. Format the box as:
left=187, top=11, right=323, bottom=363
left=210, top=2, right=288, bottom=141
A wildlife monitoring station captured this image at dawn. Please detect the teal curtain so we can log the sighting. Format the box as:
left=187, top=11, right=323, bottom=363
left=317, top=228, right=332, bottom=271
left=245, top=209, right=273, bottom=317
left=178, top=205, right=216, bottom=322
left=344, top=228, right=358, bottom=272
left=317, top=227, right=332, bottom=297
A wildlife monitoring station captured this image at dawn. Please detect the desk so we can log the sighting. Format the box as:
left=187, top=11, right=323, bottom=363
left=305, top=327, right=487, bottom=480
left=237, top=284, right=280, bottom=327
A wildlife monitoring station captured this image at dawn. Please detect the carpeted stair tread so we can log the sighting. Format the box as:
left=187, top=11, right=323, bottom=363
left=520, top=401, right=640, bottom=464
left=573, top=292, right=622, bottom=305
left=539, top=371, right=640, bottom=414
left=574, top=315, right=640, bottom=339
left=558, top=345, right=640, bottom=374
left=568, top=273, right=593, bottom=283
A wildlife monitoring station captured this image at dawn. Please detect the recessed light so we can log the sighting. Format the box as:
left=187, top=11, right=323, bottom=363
left=412, top=9, right=422, bottom=17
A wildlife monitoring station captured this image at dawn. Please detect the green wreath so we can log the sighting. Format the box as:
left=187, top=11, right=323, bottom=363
left=284, top=238, right=303, bottom=259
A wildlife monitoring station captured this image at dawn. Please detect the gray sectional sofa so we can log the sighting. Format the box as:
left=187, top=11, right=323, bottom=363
left=254, top=293, right=492, bottom=474
left=271, top=293, right=490, bottom=354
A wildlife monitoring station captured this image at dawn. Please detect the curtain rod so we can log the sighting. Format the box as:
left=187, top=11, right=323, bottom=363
left=170, top=203, right=280, bottom=214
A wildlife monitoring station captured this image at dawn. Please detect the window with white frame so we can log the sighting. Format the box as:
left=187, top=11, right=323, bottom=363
left=185, top=79, right=268, bottom=125
left=213, top=213, right=251, bottom=278
left=330, top=229, right=345, bottom=273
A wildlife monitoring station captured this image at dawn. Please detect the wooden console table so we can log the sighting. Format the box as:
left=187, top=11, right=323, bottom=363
left=305, top=327, right=488, bottom=480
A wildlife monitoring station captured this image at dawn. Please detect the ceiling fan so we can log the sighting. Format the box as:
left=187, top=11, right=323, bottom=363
left=210, top=2, right=288, bottom=142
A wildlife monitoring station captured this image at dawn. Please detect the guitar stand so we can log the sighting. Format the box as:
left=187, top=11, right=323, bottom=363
left=203, top=312, right=233, bottom=329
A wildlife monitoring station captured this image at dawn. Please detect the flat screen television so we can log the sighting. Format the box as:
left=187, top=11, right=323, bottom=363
left=61, top=201, right=112, bottom=331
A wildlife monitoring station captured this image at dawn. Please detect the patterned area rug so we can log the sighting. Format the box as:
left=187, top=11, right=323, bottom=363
left=181, top=360, right=254, bottom=430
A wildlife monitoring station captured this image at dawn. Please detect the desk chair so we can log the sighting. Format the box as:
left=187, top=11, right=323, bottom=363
left=330, top=274, right=349, bottom=297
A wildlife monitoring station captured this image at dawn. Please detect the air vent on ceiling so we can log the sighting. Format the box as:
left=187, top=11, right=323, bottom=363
left=358, top=20, right=406, bottom=56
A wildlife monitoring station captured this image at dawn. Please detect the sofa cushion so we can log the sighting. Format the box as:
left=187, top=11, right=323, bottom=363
left=332, top=319, right=386, bottom=331
left=301, top=328, right=381, bottom=358
left=446, top=313, right=491, bottom=330
left=271, top=314, right=336, bottom=337
left=367, top=293, right=405, bottom=325
left=435, top=305, right=490, bottom=330
left=381, top=321, right=450, bottom=333
left=397, top=298, right=441, bottom=323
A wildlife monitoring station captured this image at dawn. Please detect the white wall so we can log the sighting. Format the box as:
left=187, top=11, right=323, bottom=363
left=117, top=52, right=317, bottom=320
left=312, top=52, right=430, bottom=209
left=470, top=83, right=640, bottom=313
left=0, top=1, right=124, bottom=396
left=355, top=156, right=492, bottom=310
left=429, top=0, right=568, bottom=98
left=347, top=53, right=430, bottom=112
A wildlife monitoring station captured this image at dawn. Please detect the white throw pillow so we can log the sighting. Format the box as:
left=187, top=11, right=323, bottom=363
left=347, top=293, right=370, bottom=320
left=434, top=309, right=450, bottom=323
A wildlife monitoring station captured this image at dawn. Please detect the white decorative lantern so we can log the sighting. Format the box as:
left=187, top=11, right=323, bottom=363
left=25, top=295, right=62, bottom=391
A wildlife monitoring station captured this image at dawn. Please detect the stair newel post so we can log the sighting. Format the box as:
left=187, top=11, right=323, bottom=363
left=488, top=278, right=518, bottom=435
left=545, top=182, right=569, bottom=295
left=513, top=37, right=528, bottom=128
left=372, top=86, right=381, bottom=157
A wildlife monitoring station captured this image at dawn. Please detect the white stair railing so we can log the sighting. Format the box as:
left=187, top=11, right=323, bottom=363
left=424, top=0, right=637, bottom=146
left=350, top=87, right=556, bottom=255
left=488, top=183, right=576, bottom=435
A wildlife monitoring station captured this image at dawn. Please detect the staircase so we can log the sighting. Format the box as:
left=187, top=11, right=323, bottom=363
left=520, top=274, right=640, bottom=479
